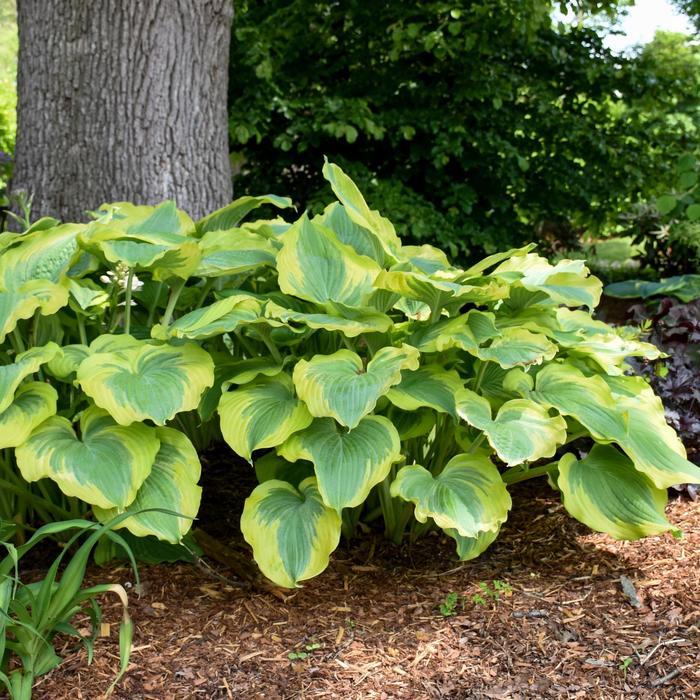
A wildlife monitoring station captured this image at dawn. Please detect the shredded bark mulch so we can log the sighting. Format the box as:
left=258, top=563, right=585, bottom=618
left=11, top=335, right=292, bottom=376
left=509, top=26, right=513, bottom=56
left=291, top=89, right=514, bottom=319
left=30, top=475, right=700, bottom=700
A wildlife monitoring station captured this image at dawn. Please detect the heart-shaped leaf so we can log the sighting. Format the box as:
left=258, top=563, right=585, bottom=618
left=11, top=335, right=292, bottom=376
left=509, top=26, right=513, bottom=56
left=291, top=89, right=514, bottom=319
left=322, top=160, right=401, bottom=260
left=391, top=454, right=511, bottom=537
left=16, top=406, right=159, bottom=509
left=151, top=294, right=263, bottom=340
left=94, top=427, right=202, bottom=543
left=477, top=327, right=557, bottom=369
left=279, top=416, right=401, bottom=511
left=77, top=336, right=214, bottom=425
left=241, top=476, right=341, bottom=588
left=0, top=343, right=60, bottom=413
left=218, top=374, right=312, bottom=461
left=387, top=365, right=463, bottom=416
left=196, top=194, right=293, bottom=234
left=195, top=228, right=278, bottom=277
left=410, top=310, right=500, bottom=354
left=314, top=202, right=385, bottom=264
left=534, top=362, right=700, bottom=488
left=0, top=223, right=84, bottom=289
left=276, top=214, right=381, bottom=307
left=444, top=526, right=500, bottom=562
left=293, top=344, right=420, bottom=428
left=264, top=300, right=392, bottom=337
left=456, top=389, right=566, bottom=466
left=0, top=382, right=57, bottom=449
left=0, top=280, right=69, bottom=343
left=558, top=445, right=677, bottom=540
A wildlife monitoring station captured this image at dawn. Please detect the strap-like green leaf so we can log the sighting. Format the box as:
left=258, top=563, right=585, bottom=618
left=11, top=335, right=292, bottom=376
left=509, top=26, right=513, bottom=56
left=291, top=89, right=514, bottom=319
left=241, top=477, right=341, bottom=588
left=276, top=214, right=381, bottom=307
left=391, top=453, right=511, bottom=537
left=218, top=374, right=312, bottom=461
left=94, top=428, right=202, bottom=543
left=558, top=445, right=677, bottom=540
left=293, top=345, right=419, bottom=428
left=456, top=388, right=566, bottom=466
left=16, top=406, right=159, bottom=509
left=77, top=337, right=215, bottom=425
left=279, top=416, right=401, bottom=511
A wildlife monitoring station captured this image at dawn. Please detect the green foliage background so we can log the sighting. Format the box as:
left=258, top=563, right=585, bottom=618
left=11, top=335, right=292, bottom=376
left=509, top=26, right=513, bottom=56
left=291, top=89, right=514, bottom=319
left=0, top=0, right=16, bottom=153
left=228, top=1, right=699, bottom=260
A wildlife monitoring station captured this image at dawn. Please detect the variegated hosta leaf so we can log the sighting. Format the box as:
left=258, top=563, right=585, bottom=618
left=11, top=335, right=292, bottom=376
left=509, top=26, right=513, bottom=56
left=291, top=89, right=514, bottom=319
left=279, top=416, right=402, bottom=511
left=241, top=476, right=342, bottom=588
left=399, top=245, right=452, bottom=275
left=0, top=382, right=57, bottom=449
left=67, top=279, right=110, bottom=311
left=445, top=526, right=500, bottom=562
left=0, top=223, right=84, bottom=289
left=218, top=374, right=312, bottom=462
left=293, top=345, right=420, bottom=429
left=195, top=228, right=278, bottom=277
left=387, top=365, right=463, bottom=417
left=558, top=445, right=677, bottom=540
left=16, top=406, right=159, bottom=509
left=0, top=280, right=70, bottom=343
left=254, top=451, right=314, bottom=488
left=314, top=202, right=385, bottom=264
left=0, top=343, right=60, bottom=413
left=151, top=294, right=263, bottom=340
left=264, top=300, right=392, bottom=338
left=409, top=310, right=500, bottom=353
left=563, top=332, right=663, bottom=376
left=77, top=337, right=215, bottom=425
left=534, top=362, right=700, bottom=488
left=80, top=201, right=200, bottom=280
left=196, top=194, right=293, bottom=234
left=388, top=407, right=435, bottom=440
left=493, top=254, right=602, bottom=309
left=198, top=356, right=284, bottom=422
left=45, top=344, right=90, bottom=381
left=459, top=244, right=536, bottom=278
left=477, top=328, right=557, bottom=369
left=391, top=454, right=512, bottom=537
left=374, top=268, right=507, bottom=309
left=322, top=160, right=401, bottom=260
left=94, top=427, right=202, bottom=543
left=276, top=214, right=382, bottom=307
left=456, top=388, right=566, bottom=466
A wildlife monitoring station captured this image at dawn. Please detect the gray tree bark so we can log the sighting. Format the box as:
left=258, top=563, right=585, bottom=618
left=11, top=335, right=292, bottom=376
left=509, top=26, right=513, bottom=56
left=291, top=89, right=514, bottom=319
left=12, top=0, right=233, bottom=222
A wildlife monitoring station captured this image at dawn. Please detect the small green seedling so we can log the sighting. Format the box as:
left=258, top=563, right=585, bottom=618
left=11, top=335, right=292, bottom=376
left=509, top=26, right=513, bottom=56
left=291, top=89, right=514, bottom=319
left=619, top=656, right=634, bottom=677
left=439, top=591, right=462, bottom=617
left=472, top=580, right=513, bottom=606
left=288, top=642, right=322, bottom=661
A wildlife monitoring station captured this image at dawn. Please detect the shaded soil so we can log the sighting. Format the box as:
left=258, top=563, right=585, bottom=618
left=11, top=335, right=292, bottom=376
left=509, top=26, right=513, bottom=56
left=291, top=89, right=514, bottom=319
left=31, top=475, right=699, bottom=700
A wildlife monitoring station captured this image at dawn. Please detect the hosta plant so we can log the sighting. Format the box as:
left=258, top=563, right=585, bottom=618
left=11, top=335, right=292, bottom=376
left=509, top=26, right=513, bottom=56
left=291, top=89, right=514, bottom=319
left=1, top=161, right=699, bottom=588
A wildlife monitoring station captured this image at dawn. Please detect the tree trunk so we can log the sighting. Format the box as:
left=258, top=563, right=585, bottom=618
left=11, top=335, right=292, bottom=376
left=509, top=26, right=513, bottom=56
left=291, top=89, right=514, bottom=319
left=12, top=0, right=233, bottom=223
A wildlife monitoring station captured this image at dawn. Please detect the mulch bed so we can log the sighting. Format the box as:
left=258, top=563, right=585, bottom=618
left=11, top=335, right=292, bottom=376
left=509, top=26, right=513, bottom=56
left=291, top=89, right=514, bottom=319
left=27, top=467, right=700, bottom=700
